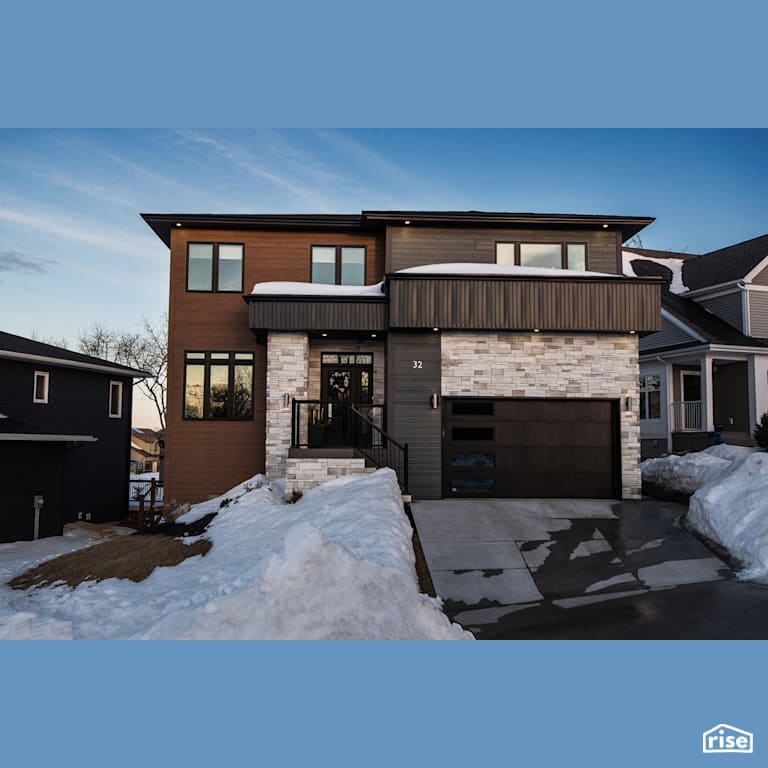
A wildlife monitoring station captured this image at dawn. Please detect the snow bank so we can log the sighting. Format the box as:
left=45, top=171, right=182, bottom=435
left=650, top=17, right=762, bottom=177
left=0, top=470, right=469, bottom=640
left=688, top=452, right=768, bottom=580
left=397, top=262, right=611, bottom=278
left=641, top=445, right=755, bottom=494
left=250, top=281, right=384, bottom=297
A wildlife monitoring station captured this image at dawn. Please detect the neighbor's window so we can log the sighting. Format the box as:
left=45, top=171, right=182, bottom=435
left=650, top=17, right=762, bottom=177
left=187, top=243, right=244, bottom=292
left=311, top=245, right=365, bottom=285
left=184, top=351, right=254, bottom=420
left=109, top=381, right=123, bottom=418
left=495, top=242, right=588, bottom=270
left=33, top=371, right=49, bottom=403
left=640, top=374, right=661, bottom=420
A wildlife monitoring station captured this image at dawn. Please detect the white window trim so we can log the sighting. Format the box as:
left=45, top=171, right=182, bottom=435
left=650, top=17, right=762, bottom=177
left=640, top=372, right=663, bottom=423
left=33, top=370, right=49, bottom=404
left=109, top=380, right=123, bottom=418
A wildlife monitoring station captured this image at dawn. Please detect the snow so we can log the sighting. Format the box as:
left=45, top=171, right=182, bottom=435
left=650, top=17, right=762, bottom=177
left=250, top=281, right=385, bottom=297
left=397, top=262, right=612, bottom=278
left=0, top=470, right=470, bottom=639
left=622, top=250, right=687, bottom=294
left=642, top=445, right=768, bottom=580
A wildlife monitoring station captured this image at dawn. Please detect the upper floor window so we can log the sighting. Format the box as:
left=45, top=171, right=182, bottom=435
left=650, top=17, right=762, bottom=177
left=184, top=351, right=254, bottom=420
left=33, top=371, right=49, bottom=403
left=496, top=242, right=587, bottom=271
left=640, top=374, right=661, bottom=420
left=109, top=381, right=123, bottom=418
left=311, top=245, right=365, bottom=285
left=187, top=243, right=244, bottom=292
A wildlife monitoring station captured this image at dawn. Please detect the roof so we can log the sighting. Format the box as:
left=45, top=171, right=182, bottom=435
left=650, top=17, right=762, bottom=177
left=623, top=246, right=699, bottom=261
left=0, top=331, right=146, bottom=378
left=683, top=233, right=768, bottom=291
left=142, top=210, right=655, bottom=247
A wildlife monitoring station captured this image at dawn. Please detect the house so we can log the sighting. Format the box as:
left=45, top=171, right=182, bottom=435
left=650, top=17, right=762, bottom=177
left=142, top=210, right=662, bottom=504
left=130, top=427, right=164, bottom=474
left=624, top=234, right=768, bottom=458
left=0, top=331, right=145, bottom=542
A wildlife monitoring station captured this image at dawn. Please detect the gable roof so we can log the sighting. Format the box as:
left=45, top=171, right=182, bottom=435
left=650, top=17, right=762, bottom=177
left=683, top=233, right=768, bottom=291
left=0, top=331, right=146, bottom=377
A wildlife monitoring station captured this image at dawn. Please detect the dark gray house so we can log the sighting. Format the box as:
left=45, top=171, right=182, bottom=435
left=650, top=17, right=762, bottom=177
left=0, top=332, right=145, bottom=542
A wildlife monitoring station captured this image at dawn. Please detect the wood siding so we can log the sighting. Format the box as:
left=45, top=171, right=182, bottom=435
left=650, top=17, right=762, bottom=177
left=696, top=292, right=744, bottom=332
left=388, top=277, right=662, bottom=332
left=248, top=298, right=387, bottom=332
left=386, top=332, right=442, bottom=499
left=639, top=315, right=697, bottom=351
left=386, top=226, right=621, bottom=274
left=0, top=359, right=132, bottom=525
left=748, top=290, right=768, bottom=337
left=167, top=228, right=384, bottom=504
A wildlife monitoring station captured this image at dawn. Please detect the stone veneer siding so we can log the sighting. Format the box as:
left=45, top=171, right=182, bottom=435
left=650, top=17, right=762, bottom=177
left=266, top=332, right=309, bottom=480
left=441, top=332, right=641, bottom=498
left=285, top=457, right=374, bottom=496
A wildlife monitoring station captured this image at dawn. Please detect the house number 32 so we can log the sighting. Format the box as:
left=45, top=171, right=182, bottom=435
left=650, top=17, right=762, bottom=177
left=412, top=360, right=423, bottom=369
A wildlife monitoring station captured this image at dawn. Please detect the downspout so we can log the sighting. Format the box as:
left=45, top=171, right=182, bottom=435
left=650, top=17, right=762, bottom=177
left=739, top=281, right=751, bottom=337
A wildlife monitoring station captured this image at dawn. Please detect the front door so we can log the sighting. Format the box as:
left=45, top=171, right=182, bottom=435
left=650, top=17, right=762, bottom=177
left=319, top=353, right=373, bottom=446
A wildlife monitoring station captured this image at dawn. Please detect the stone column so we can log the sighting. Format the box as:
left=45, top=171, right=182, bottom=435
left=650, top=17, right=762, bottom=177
left=265, top=332, right=309, bottom=480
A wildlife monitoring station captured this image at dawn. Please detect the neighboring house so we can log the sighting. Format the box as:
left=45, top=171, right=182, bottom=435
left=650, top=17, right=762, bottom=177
left=130, top=427, right=164, bottom=473
left=0, top=331, right=145, bottom=542
left=142, top=210, right=662, bottom=503
left=624, top=234, right=768, bottom=458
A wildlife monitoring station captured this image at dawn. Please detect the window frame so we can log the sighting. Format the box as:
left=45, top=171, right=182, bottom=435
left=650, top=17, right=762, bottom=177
left=183, top=351, right=255, bottom=421
left=310, top=244, right=367, bottom=285
left=186, top=242, right=245, bottom=293
left=495, top=241, right=590, bottom=270
left=639, top=373, right=662, bottom=422
left=109, top=380, right=123, bottom=418
left=33, top=370, right=49, bottom=404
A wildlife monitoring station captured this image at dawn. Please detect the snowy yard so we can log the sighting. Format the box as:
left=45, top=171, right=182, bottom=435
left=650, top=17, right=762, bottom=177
left=642, top=445, right=768, bottom=581
left=0, top=469, right=469, bottom=640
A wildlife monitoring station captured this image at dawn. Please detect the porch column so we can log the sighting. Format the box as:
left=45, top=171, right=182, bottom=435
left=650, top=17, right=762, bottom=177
left=665, top=362, right=674, bottom=453
left=748, top=355, right=768, bottom=432
left=265, top=332, right=309, bottom=480
left=700, top=354, right=714, bottom=432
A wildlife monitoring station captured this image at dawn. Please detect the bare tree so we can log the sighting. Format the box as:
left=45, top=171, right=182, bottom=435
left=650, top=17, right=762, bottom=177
left=79, top=315, right=167, bottom=431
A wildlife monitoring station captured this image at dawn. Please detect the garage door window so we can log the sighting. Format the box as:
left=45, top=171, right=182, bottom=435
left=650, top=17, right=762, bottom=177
left=451, top=478, right=495, bottom=493
left=451, top=452, right=495, bottom=468
left=452, top=401, right=494, bottom=416
left=452, top=427, right=494, bottom=441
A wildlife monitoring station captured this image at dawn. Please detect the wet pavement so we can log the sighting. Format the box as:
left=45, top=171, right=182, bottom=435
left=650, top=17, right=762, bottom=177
left=412, top=498, right=768, bottom=639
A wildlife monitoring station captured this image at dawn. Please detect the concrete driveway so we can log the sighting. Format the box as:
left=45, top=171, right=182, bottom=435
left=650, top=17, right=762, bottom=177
left=412, top=498, right=768, bottom=639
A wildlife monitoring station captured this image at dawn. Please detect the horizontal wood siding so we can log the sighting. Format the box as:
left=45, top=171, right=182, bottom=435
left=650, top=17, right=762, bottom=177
left=386, top=332, right=442, bottom=499
left=248, top=299, right=387, bottom=331
left=639, top=315, right=697, bottom=351
left=389, top=277, right=661, bottom=332
left=386, top=226, right=621, bottom=273
left=748, top=290, right=768, bottom=337
left=696, top=292, right=743, bottom=332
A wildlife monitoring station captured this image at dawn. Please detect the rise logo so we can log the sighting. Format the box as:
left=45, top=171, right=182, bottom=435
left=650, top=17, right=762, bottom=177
left=702, top=724, right=754, bottom=754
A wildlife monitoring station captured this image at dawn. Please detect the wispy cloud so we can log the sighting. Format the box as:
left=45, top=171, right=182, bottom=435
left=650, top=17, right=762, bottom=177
left=0, top=249, right=58, bottom=273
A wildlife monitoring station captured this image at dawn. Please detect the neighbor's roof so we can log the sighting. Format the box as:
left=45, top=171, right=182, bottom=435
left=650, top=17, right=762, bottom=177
left=683, top=233, right=768, bottom=291
left=0, top=331, right=147, bottom=378
left=142, top=210, right=655, bottom=247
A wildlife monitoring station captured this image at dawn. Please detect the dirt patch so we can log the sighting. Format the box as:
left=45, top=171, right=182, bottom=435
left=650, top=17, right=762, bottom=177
left=404, top=503, right=436, bottom=598
left=9, top=535, right=212, bottom=590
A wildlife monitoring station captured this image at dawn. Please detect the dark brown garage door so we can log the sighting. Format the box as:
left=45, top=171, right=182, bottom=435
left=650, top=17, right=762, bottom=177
left=442, top=398, right=618, bottom=499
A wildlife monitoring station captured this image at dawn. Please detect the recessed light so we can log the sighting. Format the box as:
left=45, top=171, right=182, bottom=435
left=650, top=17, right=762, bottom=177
left=629, top=330, right=636, bottom=334
left=404, top=220, right=411, bottom=225
left=370, top=333, right=377, bottom=338
left=321, top=333, right=328, bottom=337
left=432, top=327, right=439, bottom=332
left=602, top=223, right=609, bottom=228
left=533, top=329, right=540, bottom=333
left=176, top=222, right=182, bottom=227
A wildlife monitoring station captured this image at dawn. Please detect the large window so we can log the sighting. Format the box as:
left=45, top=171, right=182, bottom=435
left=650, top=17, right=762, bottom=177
left=184, top=351, right=254, bottom=420
left=496, top=242, right=588, bottom=270
left=311, top=245, right=365, bottom=285
left=187, top=243, right=244, bottom=292
left=640, top=374, right=661, bottom=420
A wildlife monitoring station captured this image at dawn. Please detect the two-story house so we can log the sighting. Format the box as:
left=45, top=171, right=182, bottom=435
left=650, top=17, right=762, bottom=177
left=130, top=426, right=164, bottom=474
left=624, top=234, right=768, bottom=458
left=0, top=332, right=145, bottom=542
left=142, top=211, right=662, bottom=504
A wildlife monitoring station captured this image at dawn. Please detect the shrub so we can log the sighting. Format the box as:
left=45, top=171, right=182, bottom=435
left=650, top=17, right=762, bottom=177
left=754, top=411, right=768, bottom=451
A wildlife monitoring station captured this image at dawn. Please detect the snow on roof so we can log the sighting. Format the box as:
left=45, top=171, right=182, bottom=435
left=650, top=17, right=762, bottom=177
left=396, top=262, right=614, bottom=278
left=250, top=281, right=385, bottom=297
left=623, top=250, right=687, bottom=294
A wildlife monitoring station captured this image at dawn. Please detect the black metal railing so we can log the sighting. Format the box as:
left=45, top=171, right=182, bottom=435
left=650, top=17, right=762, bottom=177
left=351, top=404, right=409, bottom=493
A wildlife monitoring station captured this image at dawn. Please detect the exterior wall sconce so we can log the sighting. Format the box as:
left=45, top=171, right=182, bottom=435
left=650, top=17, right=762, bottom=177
left=624, top=396, right=633, bottom=412
left=431, top=393, right=439, bottom=409
left=282, top=392, right=291, bottom=409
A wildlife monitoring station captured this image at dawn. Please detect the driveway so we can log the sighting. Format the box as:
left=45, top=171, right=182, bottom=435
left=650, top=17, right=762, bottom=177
left=411, top=498, right=768, bottom=639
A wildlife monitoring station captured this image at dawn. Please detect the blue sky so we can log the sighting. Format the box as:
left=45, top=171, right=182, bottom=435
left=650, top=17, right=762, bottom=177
left=1, top=128, right=767, bottom=424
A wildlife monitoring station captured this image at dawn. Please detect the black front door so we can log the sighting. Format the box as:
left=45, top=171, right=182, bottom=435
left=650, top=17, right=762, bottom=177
left=319, top=353, right=373, bottom=446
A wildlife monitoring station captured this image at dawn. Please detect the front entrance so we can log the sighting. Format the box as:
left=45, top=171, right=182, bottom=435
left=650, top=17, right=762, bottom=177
left=318, top=353, right=373, bottom=446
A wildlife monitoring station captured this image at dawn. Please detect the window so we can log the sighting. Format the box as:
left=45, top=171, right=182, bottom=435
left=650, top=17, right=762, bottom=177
left=187, top=243, right=244, bottom=292
left=640, top=374, right=661, bottom=420
left=33, top=371, right=49, bottom=403
left=495, top=242, right=589, bottom=270
left=184, top=351, right=254, bottom=420
left=109, top=381, right=123, bottom=418
left=311, top=245, right=366, bottom=285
